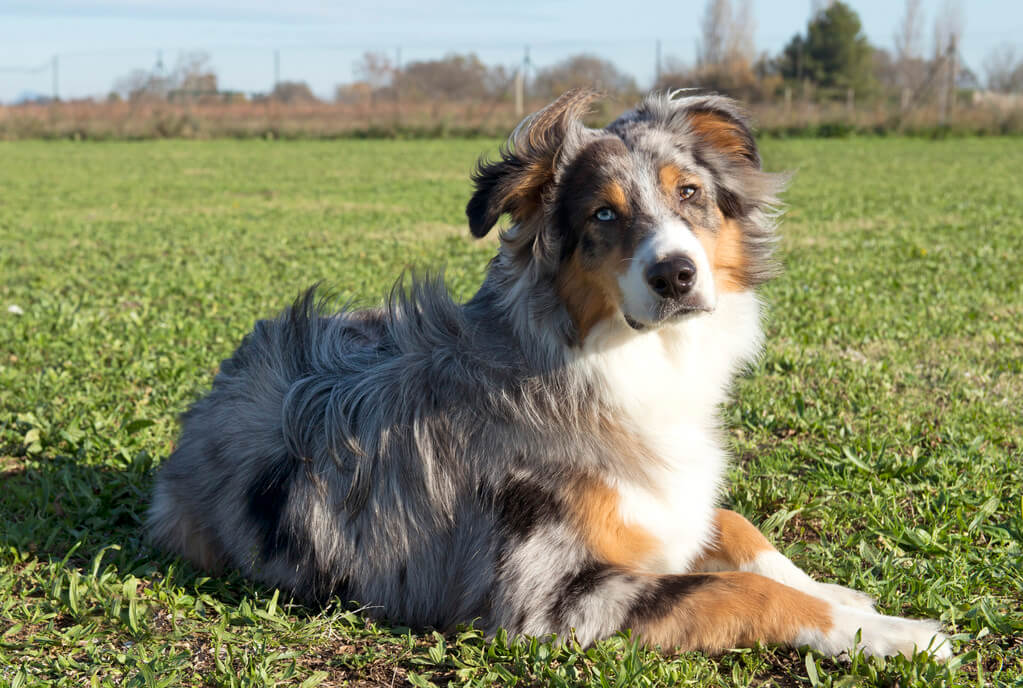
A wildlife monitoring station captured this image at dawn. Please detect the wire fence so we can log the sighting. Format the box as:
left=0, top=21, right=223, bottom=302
left=2, top=44, right=1022, bottom=139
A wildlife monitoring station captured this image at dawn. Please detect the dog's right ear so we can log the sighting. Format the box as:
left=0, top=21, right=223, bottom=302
left=466, top=89, right=600, bottom=238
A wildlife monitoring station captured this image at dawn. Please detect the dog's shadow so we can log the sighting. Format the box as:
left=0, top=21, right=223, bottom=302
left=0, top=449, right=302, bottom=614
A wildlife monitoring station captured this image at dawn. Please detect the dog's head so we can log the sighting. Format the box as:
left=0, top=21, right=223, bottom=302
left=467, top=90, right=786, bottom=342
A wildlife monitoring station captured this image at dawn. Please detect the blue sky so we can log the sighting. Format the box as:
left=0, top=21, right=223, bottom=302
left=1, top=1, right=1020, bottom=102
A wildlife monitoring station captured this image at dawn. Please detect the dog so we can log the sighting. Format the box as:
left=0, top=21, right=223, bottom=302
left=148, top=90, right=950, bottom=659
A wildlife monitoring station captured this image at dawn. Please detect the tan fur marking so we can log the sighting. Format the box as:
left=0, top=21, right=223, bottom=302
left=692, top=509, right=776, bottom=570
left=658, top=164, right=684, bottom=199
left=688, top=111, right=750, bottom=160
left=635, top=572, right=833, bottom=652
left=601, top=181, right=628, bottom=213
left=503, top=158, right=555, bottom=221
left=695, top=215, right=750, bottom=293
left=568, top=475, right=658, bottom=569
left=556, top=249, right=622, bottom=341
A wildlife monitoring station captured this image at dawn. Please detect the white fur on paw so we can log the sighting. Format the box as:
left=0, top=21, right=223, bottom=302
left=743, top=552, right=876, bottom=611
left=811, top=582, right=876, bottom=611
left=797, top=605, right=952, bottom=661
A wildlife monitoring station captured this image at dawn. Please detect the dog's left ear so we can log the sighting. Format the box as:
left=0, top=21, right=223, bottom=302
left=668, top=96, right=780, bottom=219
left=684, top=102, right=761, bottom=171
left=466, top=89, right=600, bottom=238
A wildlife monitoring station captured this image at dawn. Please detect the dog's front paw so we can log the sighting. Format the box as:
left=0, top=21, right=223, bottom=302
left=798, top=606, right=951, bottom=660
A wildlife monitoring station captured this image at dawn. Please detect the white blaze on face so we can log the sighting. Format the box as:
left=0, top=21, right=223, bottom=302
left=617, top=216, right=716, bottom=326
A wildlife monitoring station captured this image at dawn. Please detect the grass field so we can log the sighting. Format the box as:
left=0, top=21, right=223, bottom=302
left=1, top=137, right=1021, bottom=687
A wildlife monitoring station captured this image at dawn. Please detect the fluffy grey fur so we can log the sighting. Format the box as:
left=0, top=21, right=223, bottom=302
left=148, top=90, right=786, bottom=643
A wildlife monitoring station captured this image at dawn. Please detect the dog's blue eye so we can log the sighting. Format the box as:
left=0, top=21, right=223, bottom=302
left=595, top=207, right=617, bottom=222
left=679, top=185, right=698, bottom=201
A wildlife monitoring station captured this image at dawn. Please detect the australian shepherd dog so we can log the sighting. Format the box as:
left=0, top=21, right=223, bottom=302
left=149, top=90, right=949, bottom=659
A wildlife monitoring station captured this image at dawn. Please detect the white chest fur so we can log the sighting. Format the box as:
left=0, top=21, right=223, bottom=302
left=576, top=291, right=764, bottom=573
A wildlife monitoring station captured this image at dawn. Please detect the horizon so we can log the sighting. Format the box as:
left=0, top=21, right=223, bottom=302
left=1, top=0, right=1021, bottom=104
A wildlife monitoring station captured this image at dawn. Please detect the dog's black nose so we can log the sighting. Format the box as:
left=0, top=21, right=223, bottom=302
left=645, top=255, right=696, bottom=299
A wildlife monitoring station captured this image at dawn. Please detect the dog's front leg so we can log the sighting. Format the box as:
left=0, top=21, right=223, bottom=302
left=499, top=562, right=949, bottom=658
left=692, top=509, right=877, bottom=611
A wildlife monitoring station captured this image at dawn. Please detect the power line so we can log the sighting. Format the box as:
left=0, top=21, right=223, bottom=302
left=0, top=61, right=51, bottom=74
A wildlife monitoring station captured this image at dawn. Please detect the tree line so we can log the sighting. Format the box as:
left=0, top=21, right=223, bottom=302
left=109, top=1, right=1023, bottom=106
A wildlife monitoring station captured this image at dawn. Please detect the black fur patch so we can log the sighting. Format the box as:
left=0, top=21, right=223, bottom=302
left=625, top=574, right=714, bottom=627
left=495, top=478, right=563, bottom=540
left=548, top=561, right=615, bottom=628
left=245, top=456, right=298, bottom=561
left=554, top=138, right=632, bottom=263
left=466, top=153, right=532, bottom=238
left=717, top=187, right=746, bottom=219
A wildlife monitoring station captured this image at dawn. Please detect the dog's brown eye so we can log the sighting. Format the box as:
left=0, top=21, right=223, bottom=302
left=679, top=185, right=698, bottom=201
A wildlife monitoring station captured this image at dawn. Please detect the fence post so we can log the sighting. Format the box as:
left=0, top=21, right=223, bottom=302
left=846, top=87, right=854, bottom=116
left=514, top=69, right=524, bottom=117
left=784, top=87, right=791, bottom=118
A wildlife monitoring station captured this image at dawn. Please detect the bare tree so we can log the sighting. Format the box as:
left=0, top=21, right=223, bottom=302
left=932, top=0, right=963, bottom=58
left=684, top=0, right=759, bottom=96
left=171, top=52, right=217, bottom=100
left=893, top=0, right=926, bottom=90
left=931, top=0, right=964, bottom=116
left=894, top=0, right=923, bottom=60
left=353, top=52, right=395, bottom=91
left=111, top=51, right=216, bottom=102
left=394, top=53, right=495, bottom=101
left=984, top=44, right=1023, bottom=93
left=726, top=0, right=756, bottom=66
left=533, top=54, right=637, bottom=100
left=112, top=69, right=166, bottom=101
left=698, top=0, right=731, bottom=67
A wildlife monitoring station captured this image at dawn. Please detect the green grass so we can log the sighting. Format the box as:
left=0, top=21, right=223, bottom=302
left=1, top=137, right=1020, bottom=687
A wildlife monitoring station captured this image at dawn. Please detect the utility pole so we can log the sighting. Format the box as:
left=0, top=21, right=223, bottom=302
left=947, top=35, right=957, bottom=120
left=523, top=45, right=530, bottom=102
left=273, top=49, right=280, bottom=91
left=394, top=46, right=402, bottom=126
left=52, top=55, right=58, bottom=101
left=655, top=39, right=661, bottom=86
left=515, top=45, right=530, bottom=117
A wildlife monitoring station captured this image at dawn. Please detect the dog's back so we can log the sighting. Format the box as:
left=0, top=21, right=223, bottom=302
left=149, top=286, right=511, bottom=627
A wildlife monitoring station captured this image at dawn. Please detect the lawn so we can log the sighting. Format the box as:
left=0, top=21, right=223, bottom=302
left=0, top=136, right=1020, bottom=687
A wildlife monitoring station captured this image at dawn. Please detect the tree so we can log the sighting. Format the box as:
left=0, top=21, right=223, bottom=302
left=725, top=0, right=755, bottom=67
left=893, top=0, right=926, bottom=90
left=393, top=53, right=495, bottom=101
left=110, top=51, right=217, bottom=102
left=172, top=52, right=217, bottom=98
left=932, top=0, right=963, bottom=60
left=271, top=81, right=318, bottom=103
left=659, top=0, right=758, bottom=97
left=698, top=0, right=731, bottom=67
left=778, top=1, right=875, bottom=92
left=984, top=44, right=1023, bottom=93
left=353, top=52, right=395, bottom=91
left=532, top=54, right=637, bottom=100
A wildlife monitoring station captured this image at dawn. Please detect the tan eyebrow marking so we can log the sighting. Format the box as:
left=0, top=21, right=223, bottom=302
left=599, top=181, right=628, bottom=213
